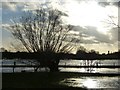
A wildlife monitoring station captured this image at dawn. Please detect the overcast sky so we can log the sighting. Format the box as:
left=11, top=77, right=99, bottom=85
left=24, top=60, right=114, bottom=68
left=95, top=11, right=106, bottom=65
left=0, top=0, right=119, bottom=54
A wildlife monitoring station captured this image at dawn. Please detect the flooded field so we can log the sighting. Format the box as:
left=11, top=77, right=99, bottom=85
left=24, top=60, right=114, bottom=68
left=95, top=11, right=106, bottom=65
left=59, top=76, right=120, bottom=89
left=1, top=59, right=120, bottom=89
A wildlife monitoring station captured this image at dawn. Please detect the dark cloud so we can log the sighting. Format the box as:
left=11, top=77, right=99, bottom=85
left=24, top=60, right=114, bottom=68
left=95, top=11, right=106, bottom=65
left=74, top=0, right=119, bottom=7
left=85, top=26, right=111, bottom=43
left=98, top=2, right=119, bottom=7
left=119, top=28, right=120, bottom=41
left=98, top=2, right=110, bottom=7
left=75, top=0, right=119, bottom=7
left=72, top=25, right=113, bottom=44
left=108, top=27, right=118, bottom=42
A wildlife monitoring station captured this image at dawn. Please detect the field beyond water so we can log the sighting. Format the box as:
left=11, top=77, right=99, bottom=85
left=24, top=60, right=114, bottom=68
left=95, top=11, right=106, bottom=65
left=2, top=72, right=120, bottom=89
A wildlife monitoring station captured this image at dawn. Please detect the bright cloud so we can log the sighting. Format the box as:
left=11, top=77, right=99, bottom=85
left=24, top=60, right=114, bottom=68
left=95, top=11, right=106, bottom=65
left=63, top=1, right=118, bottom=34
left=65, top=1, right=106, bottom=26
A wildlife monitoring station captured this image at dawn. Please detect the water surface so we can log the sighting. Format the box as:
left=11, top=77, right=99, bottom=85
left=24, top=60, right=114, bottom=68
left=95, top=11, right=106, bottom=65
left=1, top=59, right=120, bottom=73
left=59, top=76, right=120, bottom=89
left=1, top=59, right=120, bottom=89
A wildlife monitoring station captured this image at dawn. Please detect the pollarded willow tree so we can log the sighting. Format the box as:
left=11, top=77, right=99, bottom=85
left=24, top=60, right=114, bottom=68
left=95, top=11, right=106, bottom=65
left=8, top=5, right=75, bottom=72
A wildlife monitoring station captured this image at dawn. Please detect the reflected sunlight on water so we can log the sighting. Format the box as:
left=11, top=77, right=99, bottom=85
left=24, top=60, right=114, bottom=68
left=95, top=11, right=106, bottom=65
left=59, top=76, right=120, bottom=89
left=83, top=79, right=97, bottom=88
left=1, top=59, right=120, bottom=89
left=59, top=67, right=119, bottom=73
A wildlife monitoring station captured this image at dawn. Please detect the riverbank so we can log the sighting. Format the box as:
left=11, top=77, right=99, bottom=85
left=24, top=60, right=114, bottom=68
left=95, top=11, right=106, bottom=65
left=2, top=72, right=120, bottom=89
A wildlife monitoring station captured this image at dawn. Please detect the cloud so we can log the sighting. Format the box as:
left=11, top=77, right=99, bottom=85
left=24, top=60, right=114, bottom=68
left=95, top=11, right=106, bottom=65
left=98, top=2, right=119, bottom=7
left=1, top=0, right=43, bottom=2
left=2, top=2, right=39, bottom=12
left=2, top=2, right=18, bottom=11
left=2, top=1, right=65, bottom=15
left=98, top=2, right=110, bottom=7
left=108, top=27, right=118, bottom=42
left=84, top=26, right=111, bottom=43
left=21, top=2, right=43, bottom=11
left=71, top=25, right=113, bottom=44
left=2, top=2, right=117, bottom=45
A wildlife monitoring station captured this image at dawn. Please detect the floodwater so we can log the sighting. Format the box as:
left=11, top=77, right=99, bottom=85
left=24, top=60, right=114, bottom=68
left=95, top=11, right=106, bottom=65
left=58, top=60, right=120, bottom=89
left=59, top=60, right=120, bottom=74
left=1, top=59, right=120, bottom=73
left=1, top=59, right=120, bottom=89
left=59, top=76, right=120, bottom=89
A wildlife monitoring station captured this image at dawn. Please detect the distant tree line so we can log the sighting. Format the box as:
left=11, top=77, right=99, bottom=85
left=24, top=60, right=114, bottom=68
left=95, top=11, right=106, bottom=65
left=76, top=50, right=119, bottom=60
left=1, top=51, right=75, bottom=60
left=1, top=50, right=120, bottom=60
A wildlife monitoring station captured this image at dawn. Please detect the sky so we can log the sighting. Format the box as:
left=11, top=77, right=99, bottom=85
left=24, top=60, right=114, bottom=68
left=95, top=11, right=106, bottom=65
left=0, top=0, right=119, bottom=54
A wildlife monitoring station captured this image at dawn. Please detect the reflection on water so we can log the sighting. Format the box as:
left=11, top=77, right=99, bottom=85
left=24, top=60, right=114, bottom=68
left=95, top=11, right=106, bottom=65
left=59, top=59, right=119, bottom=74
left=83, top=79, right=97, bottom=88
left=59, top=60, right=119, bottom=66
left=58, top=59, right=120, bottom=89
left=1, top=59, right=120, bottom=73
left=1, top=59, right=120, bottom=89
left=59, top=76, right=120, bottom=89
left=59, top=67, right=119, bottom=73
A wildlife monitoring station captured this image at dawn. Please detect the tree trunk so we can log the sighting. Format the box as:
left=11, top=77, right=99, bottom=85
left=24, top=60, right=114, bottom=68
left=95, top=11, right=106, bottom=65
left=48, top=59, right=60, bottom=72
left=38, top=58, right=60, bottom=72
left=34, top=65, right=40, bottom=72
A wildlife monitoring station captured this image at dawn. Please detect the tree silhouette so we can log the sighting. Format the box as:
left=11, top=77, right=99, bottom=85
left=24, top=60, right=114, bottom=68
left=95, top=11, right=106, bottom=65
left=7, top=5, right=74, bottom=72
left=106, top=15, right=119, bottom=28
left=76, top=46, right=87, bottom=55
left=0, top=47, right=8, bottom=52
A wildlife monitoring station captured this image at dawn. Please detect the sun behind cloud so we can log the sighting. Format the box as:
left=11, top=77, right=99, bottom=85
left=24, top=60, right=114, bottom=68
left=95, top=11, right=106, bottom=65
left=63, top=1, right=117, bottom=34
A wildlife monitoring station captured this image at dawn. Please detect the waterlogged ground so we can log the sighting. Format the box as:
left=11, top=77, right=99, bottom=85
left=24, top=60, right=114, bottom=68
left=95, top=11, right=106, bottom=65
left=1, top=59, right=120, bottom=89
left=2, top=72, right=120, bottom=89
left=59, top=76, right=120, bottom=89
left=1, top=59, right=120, bottom=73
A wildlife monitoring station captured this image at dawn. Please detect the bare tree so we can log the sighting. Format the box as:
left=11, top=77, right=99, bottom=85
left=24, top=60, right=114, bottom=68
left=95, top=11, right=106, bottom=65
left=7, top=5, right=75, bottom=72
left=104, top=15, right=119, bottom=28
